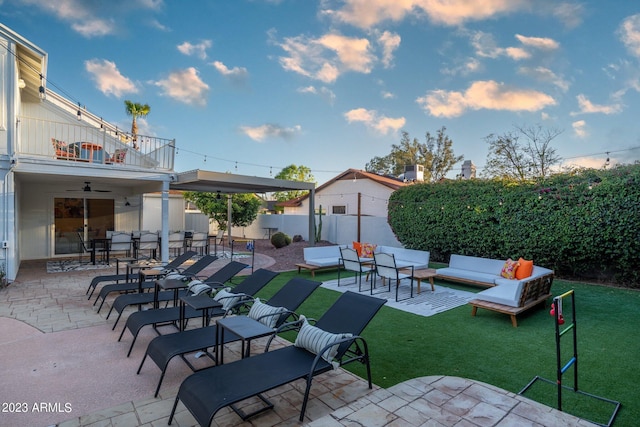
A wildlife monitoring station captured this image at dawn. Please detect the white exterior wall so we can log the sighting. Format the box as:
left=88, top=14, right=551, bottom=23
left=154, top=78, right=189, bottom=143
left=285, top=178, right=392, bottom=217
left=142, top=193, right=186, bottom=233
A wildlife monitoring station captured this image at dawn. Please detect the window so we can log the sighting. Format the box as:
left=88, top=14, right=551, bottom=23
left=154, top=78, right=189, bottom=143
left=332, top=205, right=346, bottom=214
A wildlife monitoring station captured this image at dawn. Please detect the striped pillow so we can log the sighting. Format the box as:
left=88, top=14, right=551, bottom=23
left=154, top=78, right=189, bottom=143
left=213, top=287, right=240, bottom=311
left=248, top=298, right=287, bottom=328
left=294, top=316, right=352, bottom=363
left=187, top=279, right=211, bottom=296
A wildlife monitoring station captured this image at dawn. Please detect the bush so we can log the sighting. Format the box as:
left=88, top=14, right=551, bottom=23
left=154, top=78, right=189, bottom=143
left=388, top=164, right=640, bottom=287
left=292, top=234, right=303, bottom=242
left=270, top=231, right=291, bottom=249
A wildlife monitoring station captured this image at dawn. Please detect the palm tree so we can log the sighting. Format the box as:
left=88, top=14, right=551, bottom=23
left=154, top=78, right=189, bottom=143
left=124, top=100, right=150, bottom=150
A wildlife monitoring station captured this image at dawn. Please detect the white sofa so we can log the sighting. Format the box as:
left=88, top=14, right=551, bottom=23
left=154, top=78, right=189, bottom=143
left=436, top=254, right=554, bottom=326
left=375, top=246, right=430, bottom=269
left=303, top=245, right=347, bottom=267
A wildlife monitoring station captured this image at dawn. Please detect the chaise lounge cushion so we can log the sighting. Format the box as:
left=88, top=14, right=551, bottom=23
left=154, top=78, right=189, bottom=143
left=473, top=281, right=525, bottom=307
left=303, top=245, right=346, bottom=267
left=375, top=246, right=430, bottom=269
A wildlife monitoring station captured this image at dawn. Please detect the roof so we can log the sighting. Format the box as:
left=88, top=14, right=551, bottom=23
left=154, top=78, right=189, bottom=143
left=171, top=169, right=316, bottom=194
left=279, top=168, right=406, bottom=207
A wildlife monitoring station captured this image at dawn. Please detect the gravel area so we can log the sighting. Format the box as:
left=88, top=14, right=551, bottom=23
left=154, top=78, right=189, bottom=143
left=252, top=238, right=334, bottom=272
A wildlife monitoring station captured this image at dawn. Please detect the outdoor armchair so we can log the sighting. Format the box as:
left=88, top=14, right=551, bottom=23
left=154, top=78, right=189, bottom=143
left=373, top=252, right=415, bottom=302
left=338, top=247, right=374, bottom=291
left=168, top=291, right=386, bottom=425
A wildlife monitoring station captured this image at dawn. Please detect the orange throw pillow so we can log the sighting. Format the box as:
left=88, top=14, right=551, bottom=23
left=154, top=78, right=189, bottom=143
left=352, top=242, right=362, bottom=257
left=516, top=258, right=534, bottom=279
left=500, top=258, right=519, bottom=279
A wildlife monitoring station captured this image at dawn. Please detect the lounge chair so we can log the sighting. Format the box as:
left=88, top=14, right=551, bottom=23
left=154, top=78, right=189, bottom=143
left=138, top=275, right=319, bottom=397
left=89, top=251, right=196, bottom=313
left=107, top=255, right=219, bottom=329
left=118, top=268, right=277, bottom=357
left=168, top=291, right=386, bottom=425
left=87, top=250, right=197, bottom=301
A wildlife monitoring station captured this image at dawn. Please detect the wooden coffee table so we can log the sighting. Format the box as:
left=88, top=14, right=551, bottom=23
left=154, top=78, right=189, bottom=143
left=405, top=268, right=437, bottom=293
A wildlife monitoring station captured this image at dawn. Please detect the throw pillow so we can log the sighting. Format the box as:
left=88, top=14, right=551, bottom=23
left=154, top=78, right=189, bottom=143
left=187, top=279, right=211, bottom=296
left=515, top=258, right=534, bottom=280
left=294, top=316, right=352, bottom=363
left=248, top=298, right=288, bottom=328
left=213, top=287, right=241, bottom=311
left=352, top=241, right=363, bottom=257
left=500, top=258, right=519, bottom=279
left=361, top=243, right=377, bottom=258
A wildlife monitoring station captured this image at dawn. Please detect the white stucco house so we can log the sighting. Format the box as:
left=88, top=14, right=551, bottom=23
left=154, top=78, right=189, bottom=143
left=0, top=24, right=315, bottom=282
left=281, top=168, right=407, bottom=217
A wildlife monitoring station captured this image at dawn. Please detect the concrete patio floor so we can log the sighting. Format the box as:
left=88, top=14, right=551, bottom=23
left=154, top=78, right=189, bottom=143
left=0, top=257, right=595, bottom=427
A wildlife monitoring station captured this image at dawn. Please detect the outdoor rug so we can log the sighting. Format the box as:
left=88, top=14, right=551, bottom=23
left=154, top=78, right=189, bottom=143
left=46, top=259, right=113, bottom=273
left=321, top=278, right=477, bottom=317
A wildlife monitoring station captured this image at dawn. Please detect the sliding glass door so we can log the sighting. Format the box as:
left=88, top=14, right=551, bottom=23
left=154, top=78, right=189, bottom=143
left=54, top=198, right=114, bottom=255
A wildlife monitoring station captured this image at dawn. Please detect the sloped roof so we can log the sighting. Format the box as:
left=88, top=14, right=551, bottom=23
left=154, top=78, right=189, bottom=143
left=279, top=168, right=406, bottom=207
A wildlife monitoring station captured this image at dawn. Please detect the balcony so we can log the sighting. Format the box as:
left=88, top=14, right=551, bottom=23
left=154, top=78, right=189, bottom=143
left=16, top=116, right=175, bottom=171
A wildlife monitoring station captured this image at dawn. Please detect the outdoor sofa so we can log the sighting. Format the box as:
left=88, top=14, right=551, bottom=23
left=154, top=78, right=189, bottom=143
left=436, top=254, right=554, bottom=326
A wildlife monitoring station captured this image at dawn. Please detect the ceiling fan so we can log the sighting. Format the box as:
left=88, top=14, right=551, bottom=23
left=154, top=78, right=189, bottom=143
left=67, top=181, right=112, bottom=193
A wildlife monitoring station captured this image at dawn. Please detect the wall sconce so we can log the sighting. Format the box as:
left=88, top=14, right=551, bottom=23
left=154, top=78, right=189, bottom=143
left=216, top=191, right=221, bottom=200
left=38, top=74, right=46, bottom=100
left=124, top=197, right=131, bottom=207
left=18, top=79, right=26, bottom=89
left=77, top=102, right=82, bottom=121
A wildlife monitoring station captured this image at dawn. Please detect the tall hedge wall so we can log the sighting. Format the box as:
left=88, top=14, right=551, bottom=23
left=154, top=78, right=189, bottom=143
left=388, top=163, right=640, bottom=287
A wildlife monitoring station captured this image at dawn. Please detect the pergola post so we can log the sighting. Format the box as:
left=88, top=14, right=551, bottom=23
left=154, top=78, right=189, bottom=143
left=308, top=188, right=315, bottom=246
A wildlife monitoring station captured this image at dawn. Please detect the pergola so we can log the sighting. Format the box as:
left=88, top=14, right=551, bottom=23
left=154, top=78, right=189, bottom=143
left=170, top=169, right=317, bottom=250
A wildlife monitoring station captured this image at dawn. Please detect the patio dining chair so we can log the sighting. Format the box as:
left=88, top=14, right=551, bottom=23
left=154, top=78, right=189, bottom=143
left=189, top=231, right=209, bottom=255
left=76, top=231, right=107, bottom=265
left=137, top=231, right=159, bottom=260
left=167, top=231, right=186, bottom=257
left=109, top=231, right=133, bottom=257
left=338, top=247, right=374, bottom=291
left=168, top=291, right=386, bottom=425
left=373, top=252, right=415, bottom=302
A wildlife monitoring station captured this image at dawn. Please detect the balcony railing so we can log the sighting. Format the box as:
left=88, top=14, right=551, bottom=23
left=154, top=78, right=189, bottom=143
left=16, top=116, right=175, bottom=171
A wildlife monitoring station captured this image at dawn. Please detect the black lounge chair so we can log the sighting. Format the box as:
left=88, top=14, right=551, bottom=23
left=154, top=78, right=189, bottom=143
left=93, top=251, right=198, bottom=312
left=118, top=268, right=278, bottom=357
left=169, top=291, right=386, bottom=425
left=139, top=275, right=319, bottom=397
left=107, top=255, right=221, bottom=329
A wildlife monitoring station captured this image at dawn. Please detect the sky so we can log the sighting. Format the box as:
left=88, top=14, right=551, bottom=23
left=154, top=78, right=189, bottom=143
left=3, top=0, right=640, bottom=185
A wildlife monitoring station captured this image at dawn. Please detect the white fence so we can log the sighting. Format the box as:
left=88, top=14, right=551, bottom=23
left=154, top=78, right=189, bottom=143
left=199, top=214, right=403, bottom=247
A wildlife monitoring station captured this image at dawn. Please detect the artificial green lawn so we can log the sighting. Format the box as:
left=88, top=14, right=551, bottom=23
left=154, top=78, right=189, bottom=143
left=252, top=269, right=640, bottom=426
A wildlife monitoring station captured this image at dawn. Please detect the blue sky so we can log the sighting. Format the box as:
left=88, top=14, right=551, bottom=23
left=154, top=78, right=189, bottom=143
left=3, top=0, right=640, bottom=184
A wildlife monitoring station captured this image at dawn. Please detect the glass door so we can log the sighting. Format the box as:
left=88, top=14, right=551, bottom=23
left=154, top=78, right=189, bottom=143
left=54, top=198, right=114, bottom=255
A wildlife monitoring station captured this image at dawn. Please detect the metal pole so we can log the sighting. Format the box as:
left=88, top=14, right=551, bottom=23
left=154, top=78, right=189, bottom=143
left=357, top=192, right=361, bottom=242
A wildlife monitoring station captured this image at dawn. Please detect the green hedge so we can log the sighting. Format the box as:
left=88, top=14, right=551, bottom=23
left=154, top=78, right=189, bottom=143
left=388, top=163, right=640, bottom=287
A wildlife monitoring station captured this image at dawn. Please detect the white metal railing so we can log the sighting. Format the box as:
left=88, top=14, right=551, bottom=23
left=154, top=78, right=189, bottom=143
left=16, top=116, right=175, bottom=170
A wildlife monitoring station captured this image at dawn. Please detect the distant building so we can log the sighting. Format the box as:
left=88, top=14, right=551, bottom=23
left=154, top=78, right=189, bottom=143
left=280, top=169, right=408, bottom=218
left=461, top=160, right=476, bottom=179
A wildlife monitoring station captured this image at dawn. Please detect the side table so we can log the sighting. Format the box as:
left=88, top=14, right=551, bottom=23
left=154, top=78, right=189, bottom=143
left=217, top=316, right=273, bottom=364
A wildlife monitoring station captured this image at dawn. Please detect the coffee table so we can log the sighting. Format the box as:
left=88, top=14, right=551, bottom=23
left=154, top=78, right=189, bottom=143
left=406, top=268, right=437, bottom=293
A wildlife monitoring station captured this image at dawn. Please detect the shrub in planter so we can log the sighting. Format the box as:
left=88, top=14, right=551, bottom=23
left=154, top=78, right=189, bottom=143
left=271, top=231, right=291, bottom=249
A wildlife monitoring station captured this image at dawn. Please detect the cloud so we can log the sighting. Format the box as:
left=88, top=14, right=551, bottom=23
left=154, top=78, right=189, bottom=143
left=518, top=66, right=569, bottom=91
left=211, top=61, right=249, bottom=85
left=619, top=14, right=640, bottom=57
left=572, top=94, right=623, bottom=115
left=572, top=120, right=588, bottom=138
left=240, top=124, right=301, bottom=142
left=16, top=0, right=162, bottom=37
left=381, top=91, right=395, bottom=99
left=84, top=59, right=138, bottom=97
left=152, top=67, right=209, bottom=106
left=177, top=40, right=212, bottom=60
left=343, top=108, right=405, bottom=134
left=471, top=31, right=559, bottom=61
left=272, top=31, right=376, bottom=83
left=297, top=85, right=336, bottom=104
left=416, top=80, right=556, bottom=118
left=325, top=0, right=528, bottom=29
left=376, top=30, right=401, bottom=68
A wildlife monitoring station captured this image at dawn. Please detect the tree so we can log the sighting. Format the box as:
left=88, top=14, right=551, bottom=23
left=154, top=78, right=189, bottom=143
left=183, top=192, right=262, bottom=231
left=365, top=127, right=463, bottom=182
left=124, top=100, right=150, bottom=150
left=272, top=164, right=315, bottom=202
left=483, top=124, right=563, bottom=180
